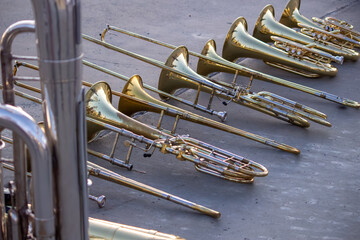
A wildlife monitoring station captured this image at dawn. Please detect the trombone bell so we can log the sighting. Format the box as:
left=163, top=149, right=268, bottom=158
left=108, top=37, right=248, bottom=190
left=222, top=17, right=338, bottom=77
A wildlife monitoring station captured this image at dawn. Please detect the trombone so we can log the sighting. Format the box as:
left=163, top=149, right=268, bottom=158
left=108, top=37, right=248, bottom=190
left=10, top=61, right=270, bottom=181
left=1, top=135, right=220, bottom=218
left=99, top=25, right=359, bottom=108
left=253, top=5, right=359, bottom=61
left=280, top=0, right=360, bottom=46
left=12, top=61, right=298, bottom=154
left=83, top=34, right=332, bottom=128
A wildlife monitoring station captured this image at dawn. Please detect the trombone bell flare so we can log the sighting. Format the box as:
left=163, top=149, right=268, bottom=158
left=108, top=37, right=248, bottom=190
left=279, top=0, right=320, bottom=29
left=222, top=17, right=338, bottom=77
left=253, top=5, right=359, bottom=61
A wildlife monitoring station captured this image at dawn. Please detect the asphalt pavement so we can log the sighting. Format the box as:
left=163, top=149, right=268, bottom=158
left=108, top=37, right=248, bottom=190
left=0, top=0, right=359, bottom=239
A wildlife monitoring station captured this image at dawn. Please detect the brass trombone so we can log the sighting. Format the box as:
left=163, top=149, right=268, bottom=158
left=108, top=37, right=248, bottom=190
left=280, top=0, right=360, bottom=45
left=1, top=135, right=221, bottom=218
left=83, top=34, right=330, bottom=128
left=253, top=5, right=359, bottom=61
left=12, top=61, right=298, bottom=154
left=86, top=81, right=269, bottom=179
left=222, top=17, right=338, bottom=78
left=101, top=26, right=359, bottom=109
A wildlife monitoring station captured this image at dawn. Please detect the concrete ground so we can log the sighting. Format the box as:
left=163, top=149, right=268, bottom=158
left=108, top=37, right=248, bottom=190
left=1, top=0, right=360, bottom=239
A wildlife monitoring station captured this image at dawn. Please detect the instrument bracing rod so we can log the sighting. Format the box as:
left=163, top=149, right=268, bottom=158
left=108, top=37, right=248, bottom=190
left=82, top=34, right=233, bottom=96
left=11, top=61, right=299, bottom=154
left=104, top=25, right=359, bottom=108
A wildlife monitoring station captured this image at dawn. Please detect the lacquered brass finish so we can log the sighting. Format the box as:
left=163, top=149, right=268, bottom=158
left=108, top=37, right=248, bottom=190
left=222, top=17, right=337, bottom=77
left=253, top=5, right=359, bottom=60
left=279, top=0, right=318, bottom=29
left=279, top=0, right=360, bottom=48
left=102, top=25, right=359, bottom=109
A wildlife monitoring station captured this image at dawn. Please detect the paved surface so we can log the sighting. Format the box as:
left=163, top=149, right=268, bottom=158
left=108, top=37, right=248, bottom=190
left=1, top=0, right=360, bottom=239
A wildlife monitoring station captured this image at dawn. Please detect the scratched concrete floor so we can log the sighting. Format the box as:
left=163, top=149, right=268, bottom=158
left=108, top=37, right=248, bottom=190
left=1, top=0, right=360, bottom=239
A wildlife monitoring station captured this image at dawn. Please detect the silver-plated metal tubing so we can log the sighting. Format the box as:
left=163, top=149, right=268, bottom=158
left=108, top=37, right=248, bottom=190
left=0, top=105, right=55, bottom=239
left=30, top=0, right=88, bottom=237
left=1, top=20, right=35, bottom=105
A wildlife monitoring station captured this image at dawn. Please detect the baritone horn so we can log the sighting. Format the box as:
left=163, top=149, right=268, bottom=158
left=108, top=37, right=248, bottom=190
left=84, top=34, right=326, bottom=128
left=101, top=25, right=359, bottom=108
left=252, top=5, right=359, bottom=60
left=279, top=0, right=360, bottom=48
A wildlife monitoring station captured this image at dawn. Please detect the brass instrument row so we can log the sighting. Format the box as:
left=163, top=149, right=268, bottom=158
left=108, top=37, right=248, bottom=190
left=0, top=0, right=358, bottom=239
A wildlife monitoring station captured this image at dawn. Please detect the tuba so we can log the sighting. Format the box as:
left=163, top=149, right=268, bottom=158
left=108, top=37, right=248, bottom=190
left=252, top=5, right=359, bottom=60
left=222, top=17, right=338, bottom=77
left=279, top=0, right=360, bottom=48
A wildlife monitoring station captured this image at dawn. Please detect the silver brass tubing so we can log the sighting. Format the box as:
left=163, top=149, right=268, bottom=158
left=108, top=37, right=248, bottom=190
left=1, top=20, right=36, bottom=105
left=30, top=0, right=88, bottom=238
left=0, top=105, right=55, bottom=239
